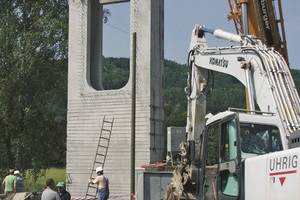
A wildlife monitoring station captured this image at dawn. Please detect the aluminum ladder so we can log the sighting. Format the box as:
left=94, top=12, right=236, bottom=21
left=85, top=115, right=114, bottom=199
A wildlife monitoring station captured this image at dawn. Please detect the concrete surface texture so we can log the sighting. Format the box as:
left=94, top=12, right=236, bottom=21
left=67, top=0, right=165, bottom=199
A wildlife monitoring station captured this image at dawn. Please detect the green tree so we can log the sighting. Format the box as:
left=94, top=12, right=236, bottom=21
left=0, top=0, right=68, bottom=178
left=0, top=1, right=112, bottom=179
left=206, top=72, right=246, bottom=114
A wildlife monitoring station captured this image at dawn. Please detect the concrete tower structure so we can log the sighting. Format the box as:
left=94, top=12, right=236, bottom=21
left=67, top=0, right=164, bottom=198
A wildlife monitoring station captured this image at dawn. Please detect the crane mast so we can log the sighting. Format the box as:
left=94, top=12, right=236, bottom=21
left=227, top=0, right=289, bottom=66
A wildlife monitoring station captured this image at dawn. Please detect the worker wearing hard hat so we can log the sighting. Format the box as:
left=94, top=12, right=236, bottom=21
left=14, top=170, right=24, bottom=193
left=88, top=166, right=109, bottom=200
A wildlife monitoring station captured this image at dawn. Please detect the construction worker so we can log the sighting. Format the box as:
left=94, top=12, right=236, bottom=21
left=88, top=167, right=109, bottom=200
left=41, top=178, right=60, bottom=200
left=14, top=170, right=24, bottom=193
left=2, top=169, right=16, bottom=195
left=56, top=182, right=71, bottom=200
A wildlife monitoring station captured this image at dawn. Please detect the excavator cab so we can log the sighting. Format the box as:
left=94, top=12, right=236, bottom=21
left=198, top=111, right=284, bottom=200
left=199, top=112, right=241, bottom=200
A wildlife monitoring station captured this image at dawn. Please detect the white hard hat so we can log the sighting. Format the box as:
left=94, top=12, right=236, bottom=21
left=96, top=167, right=103, bottom=172
left=14, top=170, right=20, bottom=175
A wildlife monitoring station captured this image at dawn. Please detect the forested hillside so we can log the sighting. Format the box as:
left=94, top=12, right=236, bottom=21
left=103, top=58, right=300, bottom=130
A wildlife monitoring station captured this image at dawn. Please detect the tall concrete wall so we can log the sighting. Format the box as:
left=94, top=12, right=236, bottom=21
left=67, top=0, right=164, bottom=198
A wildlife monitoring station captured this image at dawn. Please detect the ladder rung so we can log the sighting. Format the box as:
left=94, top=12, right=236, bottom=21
left=103, top=120, right=113, bottom=124
left=101, top=128, right=111, bottom=132
left=96, top=153, right=106, bottom=157
left=87, top=185, right=97, bottom=189
left=94, top=161, right=104, bottom=165
left=100, top=137, right=109, bottom=140
left=86, top=188, right=96, bottom=191
left=98, top=144, right=108, bottom=148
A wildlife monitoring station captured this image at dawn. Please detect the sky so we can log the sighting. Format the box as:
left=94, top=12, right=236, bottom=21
left=102, top=1, right=300, bottom=70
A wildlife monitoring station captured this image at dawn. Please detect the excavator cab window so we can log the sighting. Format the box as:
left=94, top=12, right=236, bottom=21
left=203, top=124, right=219, bottom=200
left=240, top=123, right=283, bottom=156
left=219, top=118, right=239, bottom=198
